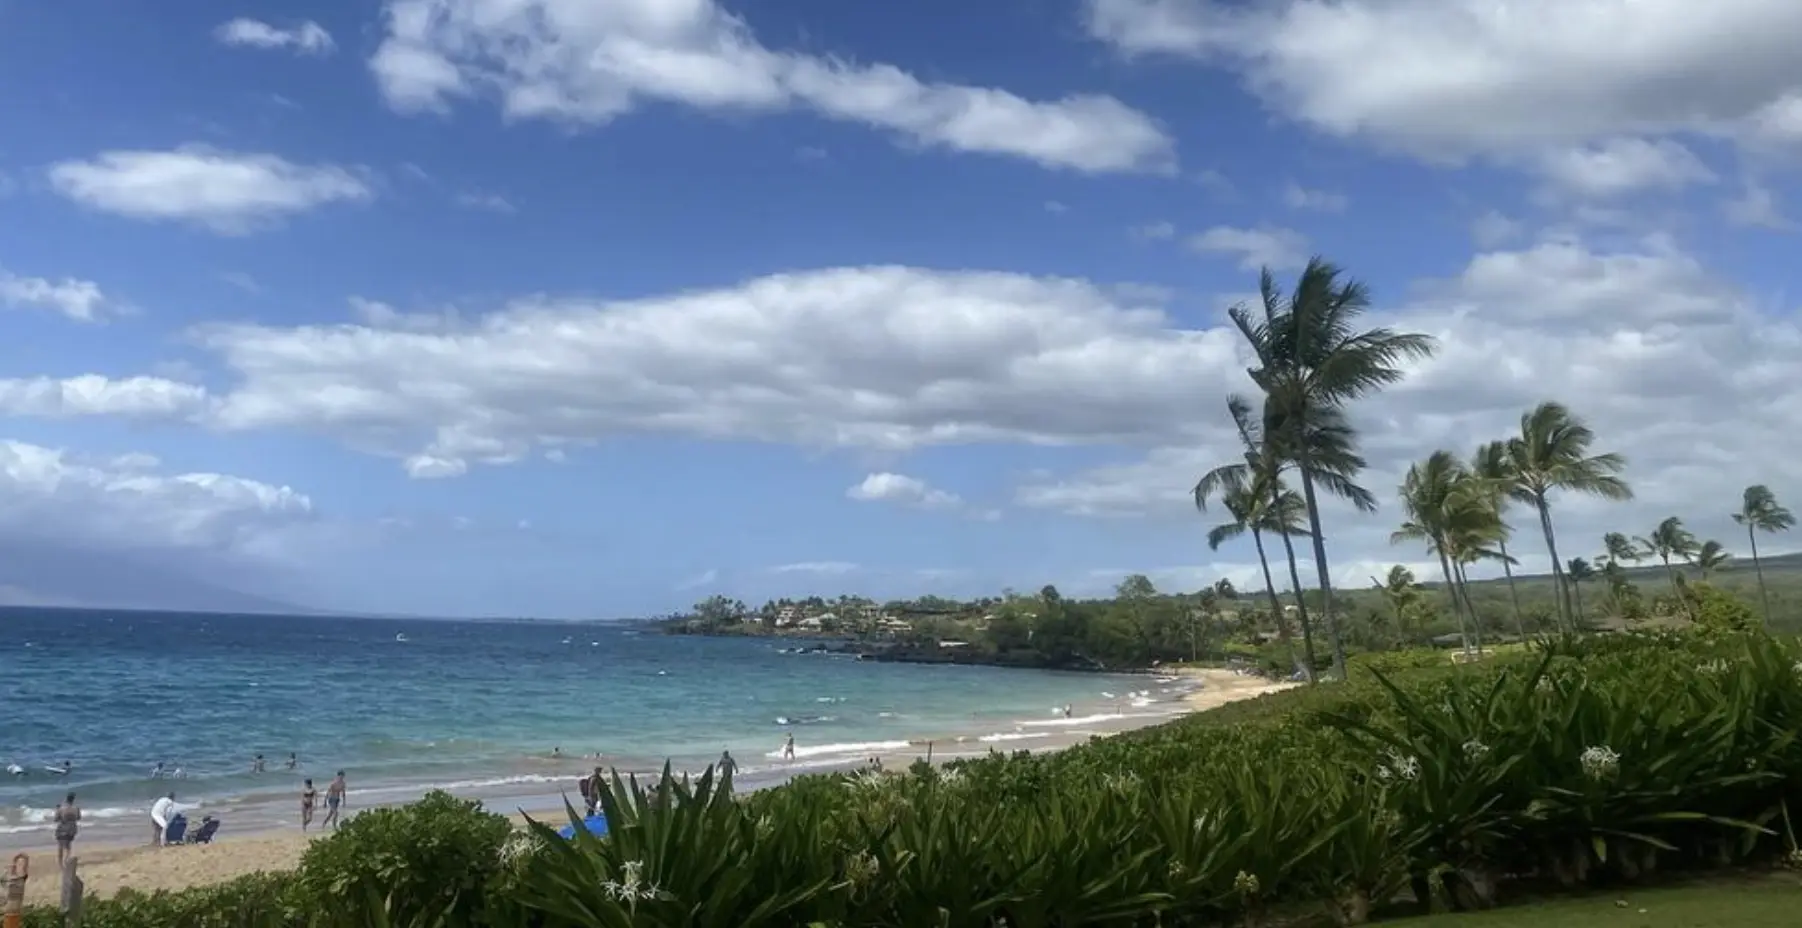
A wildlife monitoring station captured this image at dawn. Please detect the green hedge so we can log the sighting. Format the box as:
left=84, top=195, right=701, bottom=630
left=26, top=629, right=1802, bottom=926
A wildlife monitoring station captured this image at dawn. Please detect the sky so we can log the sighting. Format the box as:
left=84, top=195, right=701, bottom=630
left=2, top=0, right=1801, bottom=619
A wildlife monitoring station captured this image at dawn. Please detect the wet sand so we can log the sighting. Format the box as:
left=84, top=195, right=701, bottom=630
left=9, top=668, right=1291, bottom=906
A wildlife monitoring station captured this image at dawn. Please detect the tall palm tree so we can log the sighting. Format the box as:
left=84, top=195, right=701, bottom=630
left=1602, top=532, right=1641, bottom=568
left=1230, top=259, right=1436, bottom=677
left=1504, top=402, right=1633, bottom=633
left=1196, top=444, right=1313, bottom=680
left=1693, top=540, right=1731, bottom=580
left=1637, top=516, right=1699, bottom=619
left=1471, top=440, right=1527, bottom=641
left=1733, top=485, right=1796, bottom=626
left=1393, top=451, right=1490, bottom=655
left=1565, top=557, right=1596, bottom=626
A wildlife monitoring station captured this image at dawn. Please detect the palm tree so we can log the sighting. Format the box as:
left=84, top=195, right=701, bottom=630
left=1196, top=449, right=1313, bottom=680
left=1393, top=451, right=1489, bottom=655
left=1504, top=402, right=1633, bottom=633
left=1230, top=259, right=1436, bottom=677
left=1733, top=485, right=1795, bottom=625
left=1371, top=565, right=1422, bottom=640
left=1471, top=440, right=1527, bottom=641
left=1637, top=516, right=1699, bottom=618
left=1602, top=532, right=1640, bottom=568
left=1565, top=557, right=1596, bottom=626
left=1693, top=540, right=1731, bottom=580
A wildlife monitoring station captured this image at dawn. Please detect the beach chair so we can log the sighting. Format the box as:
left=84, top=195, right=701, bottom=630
left=186, top=816, right=221, bottom=844
left=163, top=812, right=188, bottom=845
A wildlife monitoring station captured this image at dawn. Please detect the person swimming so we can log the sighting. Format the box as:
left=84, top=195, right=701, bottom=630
left=285, top=753, right=298, bottom=770
left=150, top=762, right=166, bottom=779
left=5, top=763, right=24, bottom=777
left=49, top=760, right=71, bottom=776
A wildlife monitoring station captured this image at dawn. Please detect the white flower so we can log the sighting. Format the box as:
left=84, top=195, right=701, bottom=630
left=1579, top=745, right=1621, bottom=781
left=844, top=850, right=881, bottom=887
left=1191, top=813, right=1211, bottom=835
left=1384, top=749, right=1421, bottom=781
left=1791, top=661, right=1802, bottom=680
left=601, top=859, right=672, bottom=905
left=1233, top=870, right=1262, bottom=896
left=1695, top=659, right=1731, bottom=676
left=1103, top=772, right=1140, bottom=794
left=1461, top=740, right=1491, bottom=762
left=497, top=831, right=544, bottom=868
left=1536, top=677, right=1555, bottom=693
left=1440, top=701, right=1456, bottom=715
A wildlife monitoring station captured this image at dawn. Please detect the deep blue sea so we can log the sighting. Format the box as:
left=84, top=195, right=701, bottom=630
left=0, top=608, right=1181, bottom=840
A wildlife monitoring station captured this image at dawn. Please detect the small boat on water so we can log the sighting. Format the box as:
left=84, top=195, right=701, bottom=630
left=395, top=633, right=409, bottom=643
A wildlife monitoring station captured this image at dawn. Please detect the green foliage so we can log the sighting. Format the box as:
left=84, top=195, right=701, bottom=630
left=296, top=790, right=514, bottom=926
left=1689, top=582, right=1760, bottom=632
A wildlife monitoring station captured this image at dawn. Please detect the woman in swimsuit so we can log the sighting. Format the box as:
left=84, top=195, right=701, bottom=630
left=300, top=779, right=317, bottom=831
left=54, top=791, right=80, bottom=865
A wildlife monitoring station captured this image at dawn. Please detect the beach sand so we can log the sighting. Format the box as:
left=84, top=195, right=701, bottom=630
left=10, top=667, right=1295, bottom=907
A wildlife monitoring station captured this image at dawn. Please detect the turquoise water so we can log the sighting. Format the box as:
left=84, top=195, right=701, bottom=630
left=0, top=608, right=1179, bottom=838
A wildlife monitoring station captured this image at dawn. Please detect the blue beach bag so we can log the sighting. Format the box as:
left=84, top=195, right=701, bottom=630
left=557, top=813, right=609, bottom=840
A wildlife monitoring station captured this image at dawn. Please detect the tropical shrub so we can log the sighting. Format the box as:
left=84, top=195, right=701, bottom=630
left=296, top=789, right=514, bottom=927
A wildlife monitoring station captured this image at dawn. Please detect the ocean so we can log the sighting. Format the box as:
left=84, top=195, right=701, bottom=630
left=1, top=608, right=1187, bottom=842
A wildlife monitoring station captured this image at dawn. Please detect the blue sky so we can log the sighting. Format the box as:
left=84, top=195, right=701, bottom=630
left=2, top=0, right=1800, bottom=619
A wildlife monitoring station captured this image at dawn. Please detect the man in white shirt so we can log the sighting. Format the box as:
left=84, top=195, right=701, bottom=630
left=150, top=792, right=177, bottom=846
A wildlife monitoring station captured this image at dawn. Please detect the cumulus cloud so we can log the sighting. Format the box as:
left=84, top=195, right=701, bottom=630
left=846, top=472, right=961, bottom=510
left=1082, top=0, right=1802, bottom=161
left=0, top=270, right=119, bottom=322
left=0, top=375, right=210, bottom=419
left=0, top=439, right=313, bottom=557
left=369, top=0, right=1174, bottom=174
left=185, top=267, right=1244, bottom=474
left=214, top=18, right=336, bottom=55
left=48, top=146, right=372, bottom=234
left=1533, top=138, right=1716, bottom=199
left=1187, top=225, right=1309, bottom=270
left=1282, top=182, right=1346, bottom=212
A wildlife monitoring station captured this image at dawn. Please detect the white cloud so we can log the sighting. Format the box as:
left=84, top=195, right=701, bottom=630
left=771, top=561, right=860, bottom=575
left=214, top=18, right=336, bottom=55
left=1188, top=225, right=1309, bottom=270
left=846, top=472, right=961, bottom=510
left=1044, top=200, right=1070, bottom=214
left=675, top=568, right=718, bottom=591
left=1131, top=221, right=1176, bottom=241
left=48, top=146, right=372, bottom=234
left=0, top=270, right=118, bottom=322
left=1082, top=0, right=1802, bottom=161
left=455, top=192, right=516, bottom=213
left=370, top=0, right=1175, bottom=175
left=0, top=375, right=210, bottom=419
left=1282, top=182, right=1347, bottom=212
left=1016, top=232, right=1802, bottom=581
left=1470, top=211, right=1523, bottom=249
left=186, top=267, right=1244, bottom=474
left=1724, top=179, right=1795, bottom=230
left=1533, top=138, right=1715, bottom=199
left=0, top=439, right=312, bottom=556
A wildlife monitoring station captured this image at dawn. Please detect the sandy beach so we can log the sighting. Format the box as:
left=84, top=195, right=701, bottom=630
left=9, top=668, right=1294, bottom=907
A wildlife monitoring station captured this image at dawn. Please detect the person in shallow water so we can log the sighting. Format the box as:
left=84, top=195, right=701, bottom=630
left=782, top=732, right=796, bottom=761
left=285, top=753, right=298, bottom=770
left=300, top=779, right=317, bottom=831
left=252, top=753, right=266, bottom=774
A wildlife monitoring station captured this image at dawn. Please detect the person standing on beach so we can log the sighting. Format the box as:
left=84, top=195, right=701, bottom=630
left=323, top=771, right=347, bottom=829
left=782, top=733, right=796, bottom=761
left=579, top=766, right=604, bottom=815
left=54, top=791, right=80, bottom=865
left=718, top=750, right=737, bottom=780
left=150, top=792, right=176, bottom=846
left=300, top=779, right=318, bottom=831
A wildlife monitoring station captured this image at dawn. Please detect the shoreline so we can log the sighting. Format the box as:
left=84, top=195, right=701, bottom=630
left=6, top=668, right=1291, bottom=907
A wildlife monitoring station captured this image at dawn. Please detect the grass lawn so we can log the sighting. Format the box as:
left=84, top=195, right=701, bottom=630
left=1379, top=873, right=1800, bottom=926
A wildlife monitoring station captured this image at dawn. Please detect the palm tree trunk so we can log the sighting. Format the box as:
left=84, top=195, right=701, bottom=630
left=1532, top=494, right=1571, bottom=634
left=1275, top=527, right=1319, bottom=683
left=1749, top=526, right=1771, bottom=627
left=1662, top=555, right=1693, bottom=621
left=1249, top=527, right=1302, bottom=679
left=1498, top=539, right=1526, bottom=642
left=1296, top=467, right=1346, bottom=679
left=1571, top=579, right=1586, bottom=626
left=1453, top=559, right=1485, bottom=654
left=1436, top=549, right=1471, bottom=655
